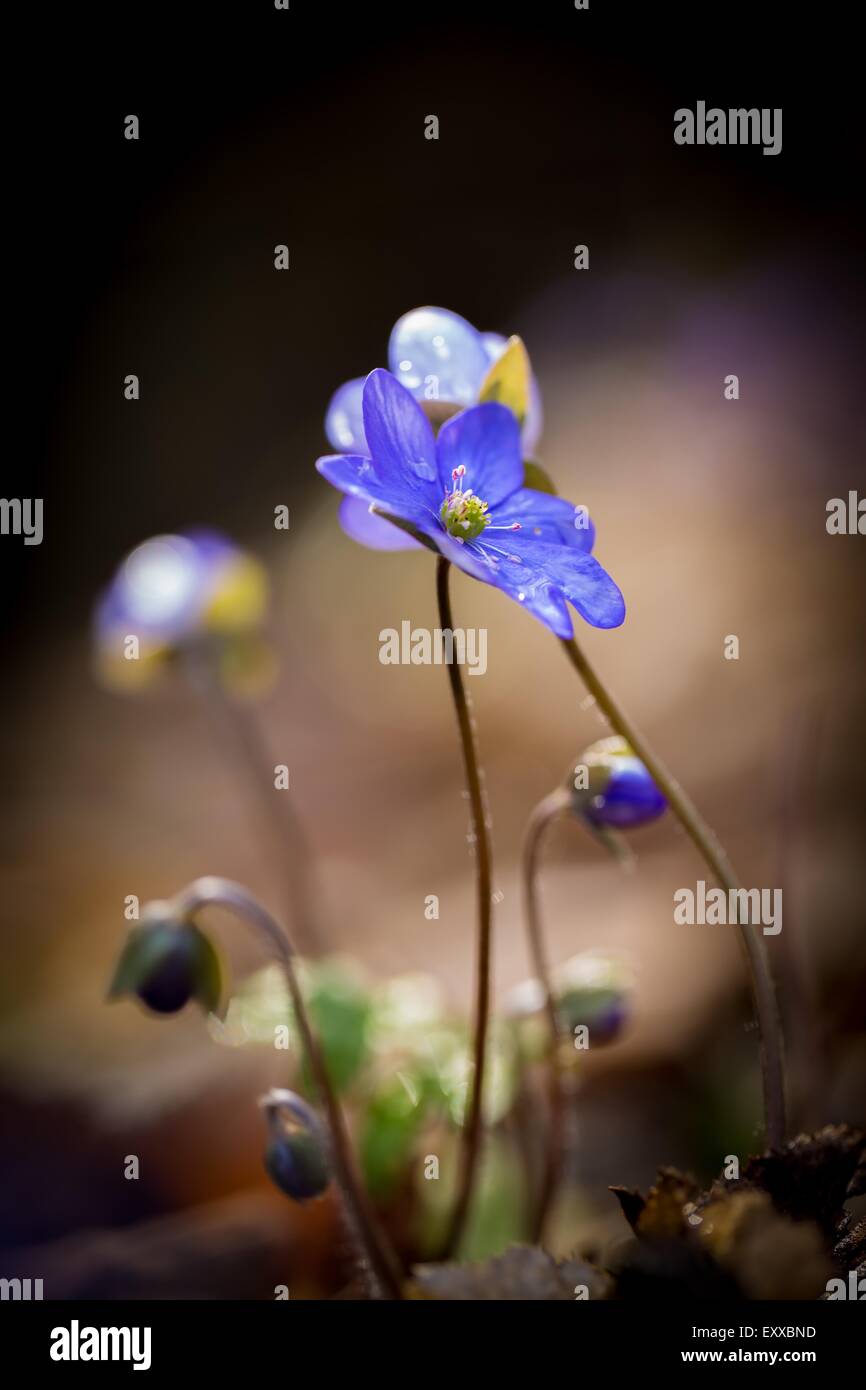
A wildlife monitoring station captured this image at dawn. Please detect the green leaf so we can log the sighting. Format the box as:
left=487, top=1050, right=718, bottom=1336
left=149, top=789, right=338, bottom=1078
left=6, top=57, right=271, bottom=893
left=107, top=923, right=178, bottom=1001
left=192, top=928, right=227, bottom=1018
left=361, top=1072, right=428, bottom=1198
left=304, top=966, right=372, bottom=1093
left=456, top=1138, right=525, bottom=1261
left=478, top=336, right=531, bottom=425
left=521, top=460, right=558, bottom=495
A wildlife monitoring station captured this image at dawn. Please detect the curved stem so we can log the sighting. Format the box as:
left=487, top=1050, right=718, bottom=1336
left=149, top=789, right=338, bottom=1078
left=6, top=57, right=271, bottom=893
left=173, top=875, right=403, bottom=1299
left=560, top=636, right=786, bottom=1148
left=774, top=707, right=823, bottom=1132
left=436, top=558, right=495, bottom=1258
left=183, top=642, right=326, bottom=956
left=521, top=787, right=571, bottom=1243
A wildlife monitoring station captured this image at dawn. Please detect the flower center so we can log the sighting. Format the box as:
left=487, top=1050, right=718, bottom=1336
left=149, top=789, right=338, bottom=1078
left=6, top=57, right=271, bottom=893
left=440, top=466, right=491, bottom=541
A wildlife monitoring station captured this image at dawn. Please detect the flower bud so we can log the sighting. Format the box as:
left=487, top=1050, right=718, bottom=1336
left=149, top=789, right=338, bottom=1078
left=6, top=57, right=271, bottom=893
left=554, top=952, right=631, bottom=1046
left=571, top=736, right=665, bottom=830
left=506, top=952, right=631, bottom=1052
left=261, top=1089, right=332, bottom=1202
left=108, top=907, right=223, bottom=1016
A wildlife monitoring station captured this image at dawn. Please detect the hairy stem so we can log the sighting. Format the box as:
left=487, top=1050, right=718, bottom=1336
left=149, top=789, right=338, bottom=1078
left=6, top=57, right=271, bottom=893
left=560, top=636, right=785, bottom=1148
left=521, top=787, right=571, bottom=1242
left=184, top=642, right=326, bottom=956
left=174, top=876, right=403, bottom=1299
left=436, top=558, right=494, bottom=1257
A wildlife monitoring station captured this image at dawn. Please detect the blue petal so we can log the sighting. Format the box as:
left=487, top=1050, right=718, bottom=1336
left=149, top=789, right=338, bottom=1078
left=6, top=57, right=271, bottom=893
left=96, top=531, right=228, bottom=642
left=388, top=307, right=490, bottom=406
left=476, top=532, right=625, bottom=630
left=325, top=378, right=368, bottom=454
left=586, top=759, right=666, bottom=829
left=419, top=528, right=499, bottom=584
left=484, top=561, right=574, bottom=637
left=436, top=402, right=524, bottom=508
left=316, top=452, right=438, bottom=533
left=494, top=488, right=596, bottom=552
left=481, top=331, right=508, bottom=361
left=361, top=369, right=440, bottom=505
left=429, top=529, right=574, bottom=637
left=338, top=496, right=421, bottom=551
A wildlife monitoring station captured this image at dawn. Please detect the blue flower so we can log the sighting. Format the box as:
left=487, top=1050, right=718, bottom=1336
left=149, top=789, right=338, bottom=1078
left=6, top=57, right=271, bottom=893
left=326, top=306, right=543, bottom=553
left=574, top=737, right=666, bottom=829
left=317, top=368, right=625, bottom=637
left=94, top=529, right=269, bottom=690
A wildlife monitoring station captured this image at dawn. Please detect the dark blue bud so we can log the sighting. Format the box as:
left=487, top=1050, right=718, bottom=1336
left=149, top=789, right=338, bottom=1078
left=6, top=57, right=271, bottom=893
left=108, top=909, right=223, bottom=1017
left=138, top=935, right=197, bottom=1013
left=572, top=736, right=666, bottom=830
left=261, top=1089, right=332, bottom=1203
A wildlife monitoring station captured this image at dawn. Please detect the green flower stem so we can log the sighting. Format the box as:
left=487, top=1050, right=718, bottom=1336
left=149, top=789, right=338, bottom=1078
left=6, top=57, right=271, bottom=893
left=184, top=642, right=326, bottom=957
left=436, top=557, right=494, bottom=1258
left=521, top=786, right=572, bottom=1243
left=173, top=876, right=403, bottom=1300
left=560, top=635, right=786, bottom=1148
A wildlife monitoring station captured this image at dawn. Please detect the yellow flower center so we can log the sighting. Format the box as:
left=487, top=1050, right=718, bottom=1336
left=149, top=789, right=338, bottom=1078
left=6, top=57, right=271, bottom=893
left=440, top=467, right=491, bottom=540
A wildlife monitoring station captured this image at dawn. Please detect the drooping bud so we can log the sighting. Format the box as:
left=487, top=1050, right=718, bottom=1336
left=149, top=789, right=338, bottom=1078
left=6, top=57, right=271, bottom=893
left=553, top=952, right=631, bottom=1046
left=260, top=1089, right=332, bottom=1203
left=506, top=952, right=631, bottom=1053
left=571, top=736, right=666, bottom=830
left=108, top=905, right=224, bottom=1016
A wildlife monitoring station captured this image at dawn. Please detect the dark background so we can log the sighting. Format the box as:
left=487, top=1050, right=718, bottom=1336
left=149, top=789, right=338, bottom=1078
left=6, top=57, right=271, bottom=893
left=2, top=1, right=864, bottom=1296
left=6, top=0, right=860, bottom=641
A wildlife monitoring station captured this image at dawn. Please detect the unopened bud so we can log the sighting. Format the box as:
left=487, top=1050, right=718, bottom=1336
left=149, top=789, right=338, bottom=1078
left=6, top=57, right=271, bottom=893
left=261, top=1089, right=332, bottom=1203
left=108, top=905, right=223, bottom=1016
left=571, top=736, right=665, bottom=830
left=506, top=952, right=631, bottom=1051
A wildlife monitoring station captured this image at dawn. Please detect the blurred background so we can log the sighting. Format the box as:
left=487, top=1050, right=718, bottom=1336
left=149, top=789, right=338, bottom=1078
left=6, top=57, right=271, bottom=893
left=2, top=2, right=864, bottom=1296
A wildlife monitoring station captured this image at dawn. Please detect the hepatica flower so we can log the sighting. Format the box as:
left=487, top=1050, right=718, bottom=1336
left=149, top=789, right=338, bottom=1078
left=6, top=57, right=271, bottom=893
left=326, top=306, right=544, bottom=554
left=317, top=309, right=625, bottom=1252
left=317, top=367, right=625, bottom=637
left=94, top=528, right=269, bottom=691
left=327, top=305, right=543, bottom=451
